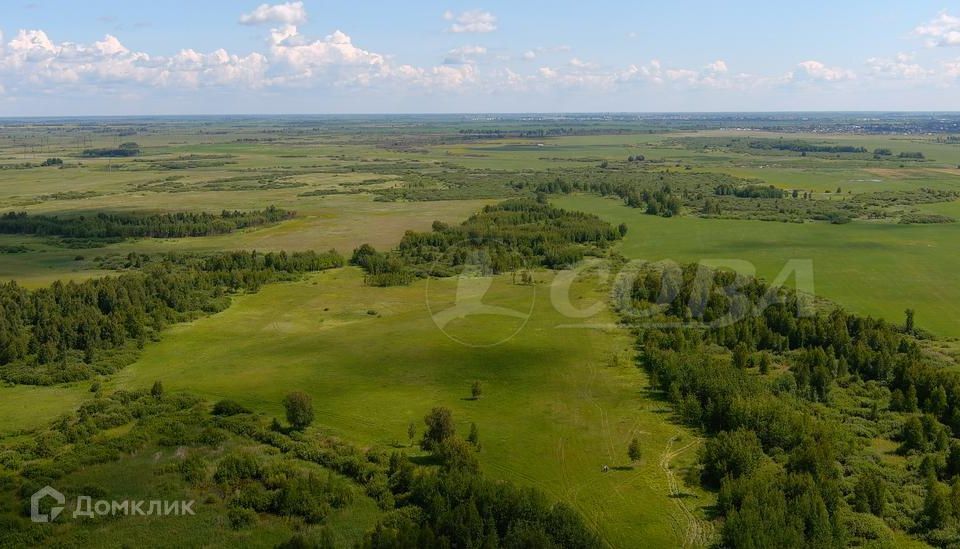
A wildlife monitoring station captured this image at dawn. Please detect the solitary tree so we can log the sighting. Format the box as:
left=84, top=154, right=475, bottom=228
left=283, top=391, right=314, bottom=430
left=471, top=380, right=483, bottom=400
left=628, top=437, right=642, bottom=463
left=407, top=421, right=417, bottom=446
left=422, top=407, right=455, bottom=450
left=905, top=309, right=916, bottom=334
left=151, top=380, right=164, bottom=399
left=468, top=422, right=481, bottom=450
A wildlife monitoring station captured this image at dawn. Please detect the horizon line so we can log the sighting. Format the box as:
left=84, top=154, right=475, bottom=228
left=2, top=110, right=960, bottom=120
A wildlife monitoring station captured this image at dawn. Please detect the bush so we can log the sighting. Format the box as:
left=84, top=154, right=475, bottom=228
left=179, top=453, right=208, bottom=485
left=283, top=392, right=314, bottom=430
left=214, top=453, right=262, bottom=484
left=227, top=507, right=258, bottom=530
left=212, top=400, right=252, bottom=416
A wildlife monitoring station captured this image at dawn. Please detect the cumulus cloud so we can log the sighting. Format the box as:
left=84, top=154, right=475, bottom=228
left=444, top=45, right=486, bottom=64
left=865, top=53, right=931, bottom=80
left=5, top=1, right=958, bottom=107
left=443, top=10, right=497, bottom=33
left=791, top=60, right=855, bottom=82
left=915, top=12, right=960, bottom=47
left=705, top=60, right=728, bottom=74
left=240, top=2, right=307, bottom=26
left=0, top=28, right=268, bottom=90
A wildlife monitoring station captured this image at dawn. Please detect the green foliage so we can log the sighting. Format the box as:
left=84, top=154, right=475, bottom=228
left=434, top=436, right=480, bottom=473
left=0, top=206, right=294, bottom=241
left=283, top=391, right=315, bottom=430
left=214, top=452, right=263, bottom=484
left=0, top=248, right=343, bottom=385
left=352, top=199, right=622, bottom=286
left=226, top=506, right=257, bottom=530
left=471, top=380, right=483, bottom=400
left=80, top=142, right=141, bottom=157
left=699, top=429, right=764, bottom=486
left=627, top=437, right=642, bottom=462
left=627, top=261, right=960, bottom=545
left=212, top=399, right=252, bottom=416
left=421, top=407, right=455, bottom=451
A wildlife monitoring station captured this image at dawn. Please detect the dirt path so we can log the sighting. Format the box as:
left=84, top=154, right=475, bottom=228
left=659, top=432, right=713, bottom=548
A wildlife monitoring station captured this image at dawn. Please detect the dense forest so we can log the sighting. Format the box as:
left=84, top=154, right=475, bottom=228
left=0, top=206, right=294, bottom=241
left=351, top=199, right=624, bottom=286
left=0, top=249, right=343, bottom=385
left=622, top=261, right=960, bottom=546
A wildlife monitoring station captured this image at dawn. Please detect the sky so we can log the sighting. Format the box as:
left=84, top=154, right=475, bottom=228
left=1, top=1, right=960, bottom=115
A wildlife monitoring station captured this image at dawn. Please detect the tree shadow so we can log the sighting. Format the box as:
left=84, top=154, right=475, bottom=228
left=409, top=454, right=440, bottom=467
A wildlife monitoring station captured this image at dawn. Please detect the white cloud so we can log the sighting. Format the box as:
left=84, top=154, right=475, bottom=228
left=944, top=59, right=960, bottom=78
left=865, top=53, right=931, bottom=80
left=444, top=10, right=497, bottom=33
left=444, top=45, right=486, bottom=64
left=534, top=61, right=616, bottom=90
left=240, top=2, right=307, bottom=26
left=654, top=60, right=736, bottom=88
left=915, top=12, right=960, bottom=47
left=616, top=60, right=663, bottom=85
left=0, top=29, right=269, bottom=90
left=5, top=4, right=959, bottom=109
left=791, top=60, right=855, bottom=82
left=706, top=60, right=728, bottom=74
left=520, top=46, right=570, bottom=62
left=270, top=27, right=386, bottom=70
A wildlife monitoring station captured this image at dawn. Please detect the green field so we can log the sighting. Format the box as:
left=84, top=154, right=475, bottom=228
left=94, top=267, right=710, bottom=548
left=555, top=194, right=960, bottom=339
left=4, top=117, right=960, bottom=547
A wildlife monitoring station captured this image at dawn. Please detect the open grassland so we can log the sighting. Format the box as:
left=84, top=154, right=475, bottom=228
left=555, top=194, right=960, bottom=339
left=93, top=267, right=711, bottom=548
left=0, top=384, right=90, bottom=435
left=0, top=195, right=494, bottom=287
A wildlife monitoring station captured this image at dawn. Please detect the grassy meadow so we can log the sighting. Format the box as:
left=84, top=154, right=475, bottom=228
left=555, top=194, right=960, bottom=339
left=102, top=267, right=709, bottom=548
left=3, top=118, right=960, bottom=546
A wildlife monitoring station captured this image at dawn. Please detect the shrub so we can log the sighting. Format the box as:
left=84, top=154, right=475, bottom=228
left=179, top=453, right=208, bottom=485
left=212, top=400, right=252, bottom=416
left=214, top=453, right=262, bottom=484
left=227, top=507, right=258, bottom=530
left=283, top=392, right=314, bottom=430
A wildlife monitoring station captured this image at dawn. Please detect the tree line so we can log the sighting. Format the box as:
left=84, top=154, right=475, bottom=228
left=0, top=249, right=343, bottom=385
left=0, top=206, right=294, bottom=241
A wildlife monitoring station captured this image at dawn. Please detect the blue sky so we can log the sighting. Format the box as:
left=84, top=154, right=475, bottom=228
left=1, top=1, right=959, bottom=115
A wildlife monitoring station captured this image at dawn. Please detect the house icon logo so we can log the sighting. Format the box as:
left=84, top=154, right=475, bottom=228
left=31, top=486, right=65, bottom=523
